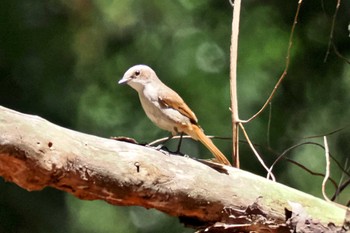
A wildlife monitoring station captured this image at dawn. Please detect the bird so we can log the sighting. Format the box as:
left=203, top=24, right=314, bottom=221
left=118, top=64, right=231, bottom=166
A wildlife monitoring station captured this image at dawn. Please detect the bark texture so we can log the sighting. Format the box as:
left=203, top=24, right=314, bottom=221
left=0, top=106, right=348, bottom=232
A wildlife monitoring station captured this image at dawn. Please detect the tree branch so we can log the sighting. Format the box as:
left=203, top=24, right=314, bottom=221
left=230, top=0, right=241, bottom=168
left=0, top=106, right=348, bottom=231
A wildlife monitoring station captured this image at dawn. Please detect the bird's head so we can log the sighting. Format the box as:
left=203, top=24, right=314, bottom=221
left=119, top=64, right=157, bottom=92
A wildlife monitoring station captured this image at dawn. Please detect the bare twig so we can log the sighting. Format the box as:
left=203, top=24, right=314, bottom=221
left=229, top=0, right=234, bottom=7
left=243, top=0, right=303, bottom=123
left=267, top=142, right=314, bottom=180
left=332, top=43, right=350, bottom=64
left=332, top=177, right=350, bottom=205
left=323, top=0, right=341, bottom=62
left=148, top=135, right=229, bottom=146
left=322, top=136, right=331, bottom=202
left=332, top=158, right=349, bottom=201
left=148, top=135, right=183, bottom=146
left=239, top=122, right=276, bottom=181
left=302, top=124, right=349, bottom=139
left=267, top=141, right=348, bottom=188
left=286, top=158, right=339, bottom=191
left=266, top=102, right=272, bottom=148
left=230, top=0, right=241, bottom=168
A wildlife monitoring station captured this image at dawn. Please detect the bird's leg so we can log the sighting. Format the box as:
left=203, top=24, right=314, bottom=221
left=148, top=134, right=185, bottom=156
left=175, top=133, right=184, bottom=154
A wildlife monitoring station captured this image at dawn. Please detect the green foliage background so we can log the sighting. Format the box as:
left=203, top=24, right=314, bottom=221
left=0, top=0, right=349, bottom=232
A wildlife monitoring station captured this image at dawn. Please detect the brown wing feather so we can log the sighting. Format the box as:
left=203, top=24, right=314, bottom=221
left=158, top=89, right=198, bottom=124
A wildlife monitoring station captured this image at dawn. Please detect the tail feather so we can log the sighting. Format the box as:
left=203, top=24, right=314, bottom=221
left=186, top=125, right=231, bottom=166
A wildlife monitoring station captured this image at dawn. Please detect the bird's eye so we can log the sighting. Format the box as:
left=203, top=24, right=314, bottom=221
left=134, top=70, right=140, bottom=76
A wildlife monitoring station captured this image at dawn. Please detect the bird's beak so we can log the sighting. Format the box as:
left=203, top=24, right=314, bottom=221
left=118, top=76, right=130, bottom=85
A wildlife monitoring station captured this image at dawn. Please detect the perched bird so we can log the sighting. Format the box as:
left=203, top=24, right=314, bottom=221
left=119, top=65, right=231, bottom=166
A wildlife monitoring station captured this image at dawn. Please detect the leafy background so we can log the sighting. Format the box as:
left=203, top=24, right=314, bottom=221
left=0, top=0, right=349, bottom=232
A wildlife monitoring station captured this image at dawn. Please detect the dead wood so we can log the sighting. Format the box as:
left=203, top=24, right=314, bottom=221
left=0, top=106, right=348, bottom=232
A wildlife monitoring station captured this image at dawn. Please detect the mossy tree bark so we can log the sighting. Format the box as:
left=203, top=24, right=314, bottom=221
left=0, top=106, right=348, bottom=232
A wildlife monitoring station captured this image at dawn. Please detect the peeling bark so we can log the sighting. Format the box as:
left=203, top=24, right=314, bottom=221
left=0, top=106, right=348, bottom=232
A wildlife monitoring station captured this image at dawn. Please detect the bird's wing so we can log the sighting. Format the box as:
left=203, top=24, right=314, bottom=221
left=158, top=89, right=198, bottom=124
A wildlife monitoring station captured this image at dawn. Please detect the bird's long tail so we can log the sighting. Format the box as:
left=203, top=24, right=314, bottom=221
left=187, top=125, right=231, bottom=166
